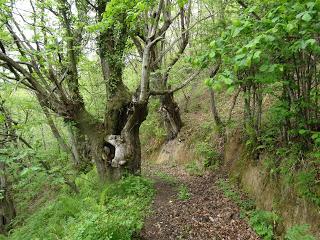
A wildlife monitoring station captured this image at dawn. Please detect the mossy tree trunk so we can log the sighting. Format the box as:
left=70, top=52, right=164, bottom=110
left=0, top=102, right=16, bottom=234
left=0, top=162, right=16, bottom=235
left=0, top=0, right=195, bottom=182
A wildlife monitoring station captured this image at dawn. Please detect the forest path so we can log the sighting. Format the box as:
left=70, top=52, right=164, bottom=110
left=139, top=162, right=260, bottom=240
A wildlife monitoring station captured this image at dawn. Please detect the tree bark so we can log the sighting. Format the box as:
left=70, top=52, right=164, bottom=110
left=208, top=87, right=223, bottom=127
left=67, top=126, right=92, bottom=173
left=121, top=102, right=148, bottom=172
left=91, top=102, right=148, bottom=182
left=159, top=92, right=183, bottom=140
left=0, top=101, right=16, bottom=234
left=0, top=162, right=16, bottom=235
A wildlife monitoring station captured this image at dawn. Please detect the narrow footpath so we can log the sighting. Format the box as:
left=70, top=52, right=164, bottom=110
left=140, top=163, right=260, bottom=240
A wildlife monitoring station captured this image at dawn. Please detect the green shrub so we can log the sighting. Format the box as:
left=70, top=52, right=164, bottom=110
left=285, top=224, right=316, bottom=240
left=249, top=210, right=279, bottom=240
left=195, top=142, right=221, bottom=169
left=296, top=170, right=320, bottom=207
left=185, top=160, right=204, bottom=176
left=178, top=185, right=191, bottom=201
left=8, top=174, right=154, bottom=240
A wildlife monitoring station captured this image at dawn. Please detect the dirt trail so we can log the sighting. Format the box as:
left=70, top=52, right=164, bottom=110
left=140, top=163, right=260, bottom=240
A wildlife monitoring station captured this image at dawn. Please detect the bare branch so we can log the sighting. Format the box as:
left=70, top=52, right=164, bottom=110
left=150, top=70, right=200, bottom=96
left=0, top=51, right=46, bottom=94
left=161, top=1, right=192, bottom=85
left=151, top=14, right=214, bottom=68
left=149, top=0, right=165, bottom=38
left=209, top=62, right=221, bottom=78
left=131, top=36, right=144, bottom=58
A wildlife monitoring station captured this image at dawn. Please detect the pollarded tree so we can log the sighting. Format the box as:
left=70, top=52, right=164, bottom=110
left=0, top=0, right=94, bottom=171
left=132, top=0, right=193, bottom=140
left=0, top=0, right=199, bottom=181
left=0, top=0, right=127, bottom=180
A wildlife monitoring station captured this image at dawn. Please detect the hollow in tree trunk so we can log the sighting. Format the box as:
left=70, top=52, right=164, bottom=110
left=90, top=101, right=148, bottom=182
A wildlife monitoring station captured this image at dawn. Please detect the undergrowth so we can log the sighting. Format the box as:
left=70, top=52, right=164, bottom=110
left=195, top=142, right=221, bottom=170
left=140, top=99, right=166, bottom=149
left=218, top=179, right=277, bottom=239
left=285, top=224, right=316, bottom=240
left=217, top=179, right=317, bottom=240
left=155, top=171, right=178, bottom=185
left=249, top=210, right=279, bottom=240
left=177, top=184, right=191, bottom=201
left=5, top=171, right=154, bottom=240
left=259, top=143, right=320, bottom=207
left=185, top=160, right=204, bottom=176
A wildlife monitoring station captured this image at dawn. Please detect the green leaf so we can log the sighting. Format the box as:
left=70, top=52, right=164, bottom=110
left=0, top=114, right=5, bottom=123
left=226, top=85, right=235, bottom=94
left=264, top=35, right=275, bottom=42
left=234, top=53, right=246, bottom=61
left=209, top=51, right=216, bottom=59
left=253, top=51, right=262, bottom=60
left=286, top=23, right=295, bottom=32
left=245, top=58, right=252, bottom=67
left=301, top=12, right=312, bottom=22
left=259, top=64, right=269, bottom=72
left=223, top=77, right=233, bottom=85
left=233, top=27, right=243, bottom=37
left=298, top=129, right=309, bottom=135
left=209, top=40, right=216, bottom=48
left=306, top=2, right=316, bottom=10
left=204, top=78, right=213, bottom=87
left=305, top=39, right=316, bottom=46
left=177, top=0, right=188, bottom=7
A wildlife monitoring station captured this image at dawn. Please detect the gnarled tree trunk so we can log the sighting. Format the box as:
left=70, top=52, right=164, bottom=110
left=67, top=126, right=92, bottom=172
left=120, top=102, right=148, bottom=173
left=159, top=92, right=183, bottom=140
left=90, top=101, right=148, bottom=181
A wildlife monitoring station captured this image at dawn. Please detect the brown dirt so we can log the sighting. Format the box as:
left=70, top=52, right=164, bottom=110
left=140, top=163, right=260, bottom=240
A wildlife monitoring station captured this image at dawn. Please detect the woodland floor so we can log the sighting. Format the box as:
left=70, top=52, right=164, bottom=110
left=139, top=162, right=260, bottom=240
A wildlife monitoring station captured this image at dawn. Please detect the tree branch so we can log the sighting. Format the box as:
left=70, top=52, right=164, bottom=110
left=0, top=51, right=46, bottom=93
left=236, top=0, right=261, bottom=20
left=151, top=14, right=214, bottom=68
left=150, top=70, right=200, bottom=96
